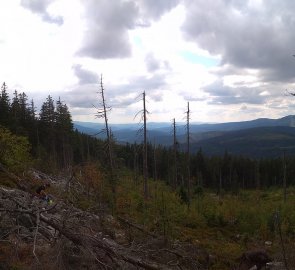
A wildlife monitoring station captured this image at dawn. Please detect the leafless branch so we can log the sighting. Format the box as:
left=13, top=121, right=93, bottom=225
left=33, top=209, right=41, bottom=264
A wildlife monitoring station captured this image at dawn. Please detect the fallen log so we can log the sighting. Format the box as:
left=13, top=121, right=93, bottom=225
left=117, top=216, right=158, bottom=238
left=0, top=188, right=171, bottom=269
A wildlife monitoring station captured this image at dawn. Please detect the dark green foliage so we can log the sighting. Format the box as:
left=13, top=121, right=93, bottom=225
left=194, top=185, right=204, bottom=196
left=1, top=81, right=295, bottom=192
left=204, top=211, right=227, bottom=227
left=118, top=139, right=295, bottom=192
left=0, top=82, right=10, bottom=126
left=0, top=126, right=31, bottom=171
left=0, top=83, right=108, bottom=171
left=179, top=185, right=189, bottom=204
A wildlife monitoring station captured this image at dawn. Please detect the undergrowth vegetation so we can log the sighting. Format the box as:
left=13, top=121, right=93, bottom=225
left=2, top=159, right=295, bottom=268
left=56, top=162, right=295, bottom=268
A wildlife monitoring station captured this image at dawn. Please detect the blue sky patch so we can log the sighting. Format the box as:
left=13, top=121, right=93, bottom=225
left=180, top=51, right=219, bottom=67
left=133, top=36, right=143, bottom=48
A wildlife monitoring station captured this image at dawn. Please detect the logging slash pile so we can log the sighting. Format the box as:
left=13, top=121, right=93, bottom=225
left=0, top=175, right=210, bottom=269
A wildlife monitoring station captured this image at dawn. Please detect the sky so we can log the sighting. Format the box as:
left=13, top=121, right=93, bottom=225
left=1, top=0, right=295, bottom=124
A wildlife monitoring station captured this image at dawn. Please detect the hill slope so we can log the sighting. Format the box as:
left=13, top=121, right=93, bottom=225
left=186, top=126, right=295, bottom=158
left=74, top=115, right=295, bottom=157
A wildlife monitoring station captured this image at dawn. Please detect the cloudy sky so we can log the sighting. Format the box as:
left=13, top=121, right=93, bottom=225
left=1, top=0, right=295, bottom=124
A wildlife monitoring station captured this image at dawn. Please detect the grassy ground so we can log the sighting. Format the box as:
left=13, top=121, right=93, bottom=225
left=114, top=172, right=295, bottom=269
left=2, top=167, right=295, bottom=269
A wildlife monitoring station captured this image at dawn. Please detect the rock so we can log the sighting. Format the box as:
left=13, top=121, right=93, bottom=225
left=264, top=241, right=272, bottom=246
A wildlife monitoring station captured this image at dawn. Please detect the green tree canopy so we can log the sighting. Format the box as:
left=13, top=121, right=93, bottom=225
left=0, top=126, right=31, bottom=171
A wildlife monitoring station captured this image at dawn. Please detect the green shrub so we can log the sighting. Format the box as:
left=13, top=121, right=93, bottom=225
left=0, top=126, right=31, bottom=172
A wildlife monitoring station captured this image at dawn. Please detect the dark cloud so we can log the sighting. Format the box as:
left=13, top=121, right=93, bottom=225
left=64, top=73, right=167, bottom=110
left=128, top=74, right=166, bottom=92
left=149, top=91, right=164, bottom=102
left=108, top=74, right=167, bottom=107
left=144, top=53, right=171, bottom=72
left=77, top=0, right=138, bottom=59
left=72, top=64, right=99, bottom=85
left=182, top=0, right=295, bottom=82
left=139, top=0, right=181, bottom=20
left=180, top=91, right=207, bottom=102
left=78, top=0, right=182, bottom=59
left=203, top=80, right=268, bottom=105
left=185, top=96, right=207, bottom=102
left=145, top=53, right=160, bottom=72
left=64, top=84, right=98, bottom=109
left=21, top=0, right=63, bottom=25
left=267, top=99, right=288, bottom=110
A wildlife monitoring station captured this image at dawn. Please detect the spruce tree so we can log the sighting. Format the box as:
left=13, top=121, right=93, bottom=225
left=39, top=95, right=56, bottom=166
left=18, top=92, right=29, bottom=126
left=10, top=90, right=20, bottom=133
left=55, top=97, right=73, bottom=167
left=0, top=82, right=11, bottom=127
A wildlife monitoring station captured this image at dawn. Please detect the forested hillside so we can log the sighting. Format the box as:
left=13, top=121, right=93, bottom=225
left=2, top=81, right=294, bottom=190
left=0, top=82, right=294, bottom=269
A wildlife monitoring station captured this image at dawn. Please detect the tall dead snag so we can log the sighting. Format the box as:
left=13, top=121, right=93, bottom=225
left=186, top=102, right=191, bottom=207
left=134, top=91, right=149, bottom=199
left=173, top=118, right=177, bottom=189
left=143, top=91, right=148, bottom=199
left=96, top=75, right=116, bottom=207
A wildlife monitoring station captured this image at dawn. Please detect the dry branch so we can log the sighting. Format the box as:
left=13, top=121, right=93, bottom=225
left=0, top=187, right=182, bottom=269
left=117, top=216, right=158, bottom=238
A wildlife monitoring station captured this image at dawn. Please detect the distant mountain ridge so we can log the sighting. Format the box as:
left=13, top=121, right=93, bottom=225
left=186, top=126, right=295, bottom=158
left=74, top=115, right=295, bottom=158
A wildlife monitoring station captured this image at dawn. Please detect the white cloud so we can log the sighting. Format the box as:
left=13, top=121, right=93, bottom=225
left=21, top=0, right=64, bottom=25
left=0, top=0, right=294, bottom=124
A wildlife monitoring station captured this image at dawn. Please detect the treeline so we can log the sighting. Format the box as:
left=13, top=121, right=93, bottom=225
left=120, top=141, right=292, bottom=192
left=0, top=82, right=293, bottom=191
left=0, top=82, right=104, bottom=171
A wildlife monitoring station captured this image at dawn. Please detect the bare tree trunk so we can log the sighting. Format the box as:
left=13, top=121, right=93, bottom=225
left=186, top=102, right=191, bottom=207
left=143, top=91, right=148, bottom=199
left=100, top=76, right=113, bottom=172
left=98, top=75, right=116, bottom=210
left=173, top=118, right=177, bottom=189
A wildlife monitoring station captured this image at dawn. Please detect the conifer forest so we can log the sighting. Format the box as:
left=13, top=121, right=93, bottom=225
left=1, top=81, right=295, bottom=269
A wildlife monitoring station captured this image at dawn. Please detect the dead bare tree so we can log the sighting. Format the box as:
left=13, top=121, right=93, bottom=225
left=172, top=118, right=178, bottom=189
left=95, top=75, right=116, bottom=210
left=186, top=102, right=191, bottom=207
left=143, top=91, right=148, bottom=199
left=135, top=91, right=149, bottom=199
